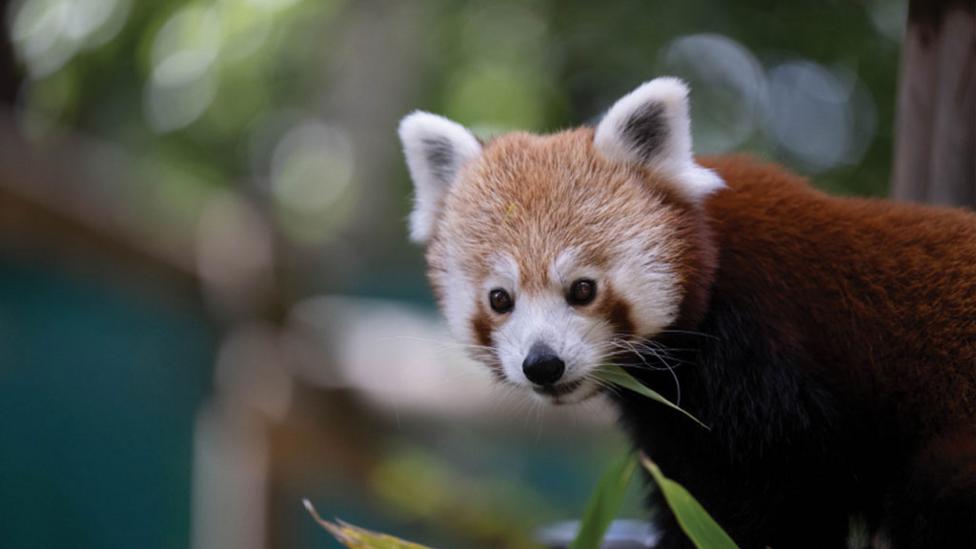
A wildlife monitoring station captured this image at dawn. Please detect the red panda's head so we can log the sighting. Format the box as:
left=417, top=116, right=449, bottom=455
left=399, top=78, right=722, bottom=404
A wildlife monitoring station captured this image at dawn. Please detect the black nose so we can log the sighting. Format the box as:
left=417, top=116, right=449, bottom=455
left=522, top=342, right=565, bottom=385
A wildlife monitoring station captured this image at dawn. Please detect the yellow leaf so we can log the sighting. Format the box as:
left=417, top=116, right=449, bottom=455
left=303, top=499, right=433, bottom=549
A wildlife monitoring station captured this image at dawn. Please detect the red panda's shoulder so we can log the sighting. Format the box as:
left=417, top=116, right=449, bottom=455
left=699, top=154, right=813, bottom=192
left=699, top=153, right=976, bottom=242
left=695, top=154, right=976, bottom=432
left=698, top=154, right=822, bottom=210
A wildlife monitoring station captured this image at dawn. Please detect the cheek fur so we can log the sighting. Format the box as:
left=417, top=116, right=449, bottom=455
left=607, top=256, right=681, bottom=337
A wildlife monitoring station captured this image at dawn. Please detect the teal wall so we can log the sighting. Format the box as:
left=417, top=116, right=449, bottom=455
left=0, top=260, right=215, bottom=549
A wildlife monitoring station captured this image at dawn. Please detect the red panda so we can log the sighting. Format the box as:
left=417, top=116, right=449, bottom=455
left=397, top=77, right=976, bottom=548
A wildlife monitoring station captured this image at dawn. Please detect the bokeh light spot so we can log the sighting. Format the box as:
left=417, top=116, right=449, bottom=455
left=660, top=33, right=767, bottom=154
left=11, top=0, right=130, bottom=78
left=269, top=121, right=358, bottom=244
left=145, top=5, right=221, bottom=132
left=764, top=60, right=875, bottom=173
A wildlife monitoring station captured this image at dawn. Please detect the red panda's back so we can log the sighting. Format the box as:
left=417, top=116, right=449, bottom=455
left=701, top=155, right=976, bottom=436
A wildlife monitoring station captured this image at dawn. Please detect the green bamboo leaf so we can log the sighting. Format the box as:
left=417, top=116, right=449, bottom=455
left=303, top=499, right=433, bottom=549
left=639, top=455, right=739, bottom=549
left=569, top=453, right=638, bottom=549
left=593, top=364, right=709, bottom=430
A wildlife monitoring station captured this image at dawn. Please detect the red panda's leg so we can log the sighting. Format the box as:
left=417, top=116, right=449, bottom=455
left=885, top=428, right=976, bottom=548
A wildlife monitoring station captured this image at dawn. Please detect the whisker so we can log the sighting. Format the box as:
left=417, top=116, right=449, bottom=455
left=656, top=328, right=719, bottom=340
left=604, top=338, right=683, bottom=405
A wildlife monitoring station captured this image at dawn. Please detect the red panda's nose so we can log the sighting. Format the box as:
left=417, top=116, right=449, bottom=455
left=522, top=342, right=565, bottom=385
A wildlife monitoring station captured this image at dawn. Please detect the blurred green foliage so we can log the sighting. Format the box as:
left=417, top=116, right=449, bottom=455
left=10, top=0, right=904, bottom=299
left=570, top=452, right=639, bottom=549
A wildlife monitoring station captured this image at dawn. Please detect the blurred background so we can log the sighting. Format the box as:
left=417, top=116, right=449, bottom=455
left=0, top=0, right=972, bottom=547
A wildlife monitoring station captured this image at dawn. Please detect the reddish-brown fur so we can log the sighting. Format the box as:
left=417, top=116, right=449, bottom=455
left=701, top=155, right=976, bottom=436
left=645, top=155, right=976, bottom=547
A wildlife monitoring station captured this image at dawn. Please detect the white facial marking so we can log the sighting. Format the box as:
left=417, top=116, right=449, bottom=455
left=441, top=248, right=476, bottom=344
left=609, top=234, right=680, bottom=336
left=550, top=248, right=600, bottom=289
left=486, top=254, right=519, bottom=292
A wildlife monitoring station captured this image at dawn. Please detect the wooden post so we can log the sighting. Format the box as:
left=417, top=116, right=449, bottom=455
left=891, top=0, right=975, bottom=207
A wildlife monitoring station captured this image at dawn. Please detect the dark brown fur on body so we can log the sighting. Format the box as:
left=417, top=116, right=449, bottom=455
left=620, top=156, right=976, bottom=548
left=704, top=156, right=976, bottom=433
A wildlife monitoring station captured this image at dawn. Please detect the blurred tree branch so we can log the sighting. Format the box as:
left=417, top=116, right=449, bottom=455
left=0, top=107, right=386, bottom=549
left=0, top=111, right=199, bottom=293
left=891, top=0, right=975, bottom=207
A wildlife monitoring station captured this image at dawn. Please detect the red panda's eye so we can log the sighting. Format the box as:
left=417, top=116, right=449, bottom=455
left=489, top=289, right=514, bottom=314
left=567, top=279, right=597, bottom=306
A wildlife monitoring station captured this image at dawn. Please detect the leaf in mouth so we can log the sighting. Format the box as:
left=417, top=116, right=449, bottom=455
left=593, top=364, right=710, bottom=430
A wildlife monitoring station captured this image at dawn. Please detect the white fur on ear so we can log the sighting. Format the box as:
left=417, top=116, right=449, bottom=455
left=594, top=77, right=724, bottom=203
left=398, top=111, right=482, bottom=243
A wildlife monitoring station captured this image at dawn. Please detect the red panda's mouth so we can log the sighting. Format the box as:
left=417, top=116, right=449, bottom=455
left=532, top=378, right=584, bottom=397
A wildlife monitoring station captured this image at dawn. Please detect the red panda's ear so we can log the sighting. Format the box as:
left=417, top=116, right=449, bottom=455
left=398, top=111, right=482, bottom=244
left=594, top=77, right=725, bottom=203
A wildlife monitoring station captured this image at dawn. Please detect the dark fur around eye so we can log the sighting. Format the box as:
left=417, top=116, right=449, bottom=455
left=489, top=288, right=513, bottom=313
left=567, top=279, right=597, bottom=306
